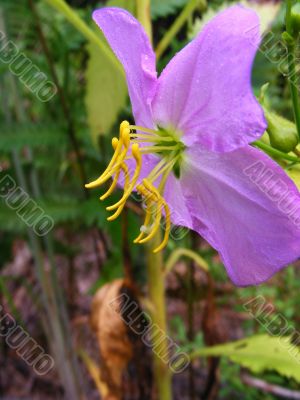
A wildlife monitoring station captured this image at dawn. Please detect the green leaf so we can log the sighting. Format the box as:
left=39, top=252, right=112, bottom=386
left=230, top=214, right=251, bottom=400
left=107, top=0, right=136, bottom=14
left=151, top=0, right=188, bottom=19
left=85, top=41, right=127, bottom=141
left=191, top=334, right=300, bottom=382
left=188, top=1, right=280, bottom=40
left=0, top=124, right=67, bottom=153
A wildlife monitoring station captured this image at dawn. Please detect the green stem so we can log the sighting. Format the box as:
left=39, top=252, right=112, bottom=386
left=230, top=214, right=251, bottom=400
left=253, top=140, right=300, bottom=163
left=285, top=0, right=300, bottom=141
left=136, top=0, right=152, bottom=45
left=136, top=3, right=172, bottom=398
left=146, top=232, right=172, bottom=400
left=164, top=247, right=209, bottom=276
left=155, top=0, right=206, bottom=60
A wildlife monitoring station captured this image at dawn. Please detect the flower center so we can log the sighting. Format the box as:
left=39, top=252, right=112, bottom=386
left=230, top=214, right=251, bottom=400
left=85, top=121, right=185, bottom=252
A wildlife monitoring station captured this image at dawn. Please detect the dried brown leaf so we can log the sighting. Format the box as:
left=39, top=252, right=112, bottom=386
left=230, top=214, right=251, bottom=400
left=90, top=279, right=133, bottom=400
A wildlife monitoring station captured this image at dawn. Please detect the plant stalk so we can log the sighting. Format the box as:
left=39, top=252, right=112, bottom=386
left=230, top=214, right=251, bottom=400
left=146, top=231, right=172, bottom=400
left=136, top=4, right=172, bottom=398
left=136, top=0, right=153, bottom=45
left=286, top=0, right=300, bottom=141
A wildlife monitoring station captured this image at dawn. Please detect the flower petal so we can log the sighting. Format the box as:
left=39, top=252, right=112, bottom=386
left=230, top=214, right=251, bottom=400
left=152, top=5, right=266, bottom=152
left=177, top=146, right=300, bottom=286
left=92, top=8, right=157, bottom=127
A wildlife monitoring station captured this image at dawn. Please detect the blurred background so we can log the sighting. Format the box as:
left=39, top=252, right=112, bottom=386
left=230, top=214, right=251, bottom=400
left=2, top=0, right=300, bottom=399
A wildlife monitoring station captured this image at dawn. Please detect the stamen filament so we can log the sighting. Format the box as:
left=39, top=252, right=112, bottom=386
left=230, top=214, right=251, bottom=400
left=149, top=153, right=180, bottom=183
left=141, top=144, right=181, bottom=153
left=129, top=125, right=159, bottom=135
left=130, top=134, right=174, bottom=142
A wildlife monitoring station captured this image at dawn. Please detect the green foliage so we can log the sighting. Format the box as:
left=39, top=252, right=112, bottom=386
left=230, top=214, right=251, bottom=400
left=85, top=41, right=127, bottom=141
left=151, top=0, right=188, bottom=19
left=192, top=334, right=300, bottom=383
left=0, top=124, right=67, bottom=153
left=107, top=0, right=136, bottom=14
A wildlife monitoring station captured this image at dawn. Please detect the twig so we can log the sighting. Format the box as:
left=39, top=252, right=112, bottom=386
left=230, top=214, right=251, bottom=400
left=241, top=373, right=300, bottom=400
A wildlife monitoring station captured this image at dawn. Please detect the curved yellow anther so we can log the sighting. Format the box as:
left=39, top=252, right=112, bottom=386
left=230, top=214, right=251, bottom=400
left=112, top=137, right=119, bottom=150
left=137, top=179, right=171, bottom=252
left=121, top=127, right=130, bottom=148
left=85, top=122, right=130, bottom=190
left=133, top=185, right=155, bottom=243
left=138, top=199, right=162, bottom=244
left=153, top=202, right=171, bottom=253
left=100, top=168, right=121, bottom=201
left=105, top=164, right=130, bottom=217
left=120, top=120, right=130, bottom=132
left=106, top=143, right=142, bottom=212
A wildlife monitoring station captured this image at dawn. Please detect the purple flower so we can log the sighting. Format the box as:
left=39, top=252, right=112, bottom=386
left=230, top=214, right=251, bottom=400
left=87, top=5, right=300, bottom=286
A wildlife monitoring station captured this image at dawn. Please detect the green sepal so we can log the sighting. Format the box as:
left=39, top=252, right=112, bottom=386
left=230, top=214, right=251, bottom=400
left=264, top=108, right=299, bottom=153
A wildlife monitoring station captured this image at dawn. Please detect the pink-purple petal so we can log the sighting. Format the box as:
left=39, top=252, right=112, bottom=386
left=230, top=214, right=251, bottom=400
left=152, top=5, right=266, bottom=152
left=92, top=7, right=157, bottom=127
left=170, top=146, right=300, bottom=286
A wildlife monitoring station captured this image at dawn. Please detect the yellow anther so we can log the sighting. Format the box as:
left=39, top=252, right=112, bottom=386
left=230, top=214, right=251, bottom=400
left=133, top=185, right=156, bottom=243
left=106, top=164, right=130, bottom=221
left=106, top=144, right=142, bottom=212
left=112, top=137, right=119, bottom=150
left=134, top=207, right=152, bottom=243
left=85, top=122, right=131, bottom=190
left=85, top=136, right=122, bottom=189
left=153, top=202, right=171, bottom=253
left=100, top=168, right=121, bottom=201
left=136, top=179, right=171, bottom=252
left=121, top=127, right=130, bottom=148
left=120, top=120, right=130, bottom=132
left=138, top=198, right=162, bottom=244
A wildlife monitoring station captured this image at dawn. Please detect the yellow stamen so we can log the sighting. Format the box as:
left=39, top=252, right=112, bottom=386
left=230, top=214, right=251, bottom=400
left=130, top=134, right=174, bottom=143
left=153, top=203, right=171, bottom=253
left=135, top=180, right=171, bottom=252
left=133, top=183, right=159, bottom=242
left=140, top=144, right=181, bottom=154
left=138, top=202, right=162, bottom=244
left=100, top=168, right=121, bottom=201
left=85, top=120, right=176, bottom=253
left=85, top=127, right=130, bottom=189
left=129, top=125, right=158, bottom=135
left=106, top=143, right=142, bottom=212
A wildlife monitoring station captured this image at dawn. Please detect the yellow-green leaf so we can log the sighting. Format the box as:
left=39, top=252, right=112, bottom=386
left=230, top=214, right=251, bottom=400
left=85, top=42, right=127, bottom=141
left=191, top=334, right=300, bottom=382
